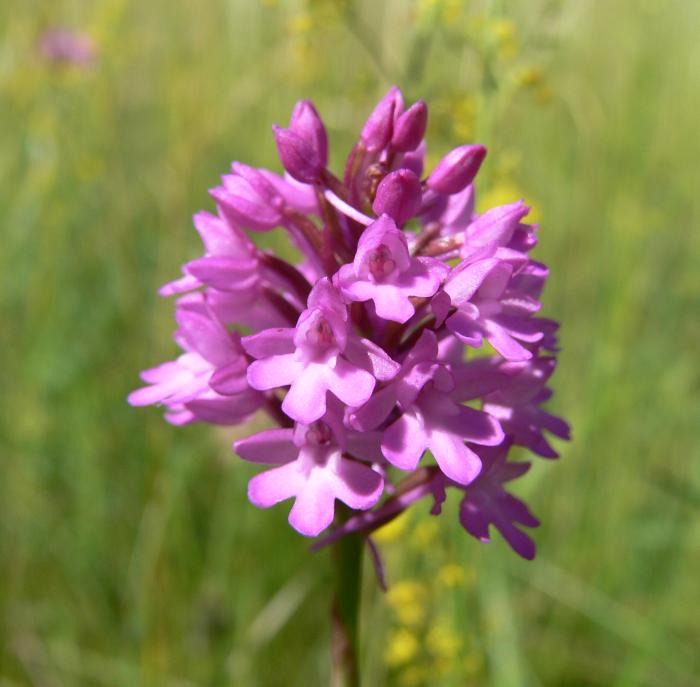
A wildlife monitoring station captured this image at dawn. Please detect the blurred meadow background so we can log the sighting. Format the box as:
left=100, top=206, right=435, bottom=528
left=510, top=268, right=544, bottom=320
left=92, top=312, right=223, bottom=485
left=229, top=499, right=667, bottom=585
left=2, top=0, right=700, bottom=685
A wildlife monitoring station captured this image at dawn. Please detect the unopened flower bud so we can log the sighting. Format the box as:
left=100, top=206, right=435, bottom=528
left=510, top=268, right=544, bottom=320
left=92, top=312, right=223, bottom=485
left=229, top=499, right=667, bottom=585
left=372, top=169, right=422, bottom=225
left=391, top=100, right=428, bottom=152
left=360, top=86, right=403, bottom=152
left=290, top=100, right=329, bottom=167
left=273, top=125, right=323, bottom=184
left=427, top=144, right=487, bottom=195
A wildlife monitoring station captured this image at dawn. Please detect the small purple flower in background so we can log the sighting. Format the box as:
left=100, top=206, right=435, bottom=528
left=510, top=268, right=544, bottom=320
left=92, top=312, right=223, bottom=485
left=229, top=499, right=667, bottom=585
left=130, top=86, right=569, bottom=562
left=39, top=29, right=97, bottom=66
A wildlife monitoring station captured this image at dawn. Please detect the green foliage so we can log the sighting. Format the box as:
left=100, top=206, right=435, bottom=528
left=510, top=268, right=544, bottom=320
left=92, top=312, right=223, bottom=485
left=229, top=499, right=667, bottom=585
left=1, top=1, right=699, bottom=684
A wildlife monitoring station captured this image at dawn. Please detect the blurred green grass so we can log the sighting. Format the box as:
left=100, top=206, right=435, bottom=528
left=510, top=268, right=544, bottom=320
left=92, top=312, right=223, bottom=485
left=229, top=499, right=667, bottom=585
left=1, top=1, right=699, bottom=685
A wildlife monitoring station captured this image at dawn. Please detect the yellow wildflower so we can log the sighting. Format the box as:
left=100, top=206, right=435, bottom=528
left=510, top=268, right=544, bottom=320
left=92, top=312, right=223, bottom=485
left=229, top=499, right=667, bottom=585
left=410, top=517, right=438, bottom=548
left=399, top=664, right=429, bottom=687
left=436, top=563, right=471, bottom=588
left=386, top=580, right=428, bottom=626
left=427, top=622, right=462, bottom=660
left=491, top=19, right=518, bottom=60
left=515, top=65, right=544, bottom=89
left=385, top=628, right=420, bottom=667
left=374, top=510, right=411, bottom=544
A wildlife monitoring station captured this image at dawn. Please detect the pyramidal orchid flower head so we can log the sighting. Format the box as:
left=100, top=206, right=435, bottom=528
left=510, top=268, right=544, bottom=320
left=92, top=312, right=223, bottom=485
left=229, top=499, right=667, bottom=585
left=131, top=88, right=568, bottom=558
left=427, top=144, right=488, bottom=195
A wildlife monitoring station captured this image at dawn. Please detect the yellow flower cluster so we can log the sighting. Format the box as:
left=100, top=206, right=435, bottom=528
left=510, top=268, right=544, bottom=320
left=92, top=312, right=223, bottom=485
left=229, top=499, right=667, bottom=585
left=286, top=0, right=345, bottom=83
left=376, top=512, right=484, bottom=685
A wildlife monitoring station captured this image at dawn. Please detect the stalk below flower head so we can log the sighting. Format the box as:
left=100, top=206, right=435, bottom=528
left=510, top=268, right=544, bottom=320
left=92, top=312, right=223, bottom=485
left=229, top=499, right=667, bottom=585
left=130, top=86, right=569, bottom=561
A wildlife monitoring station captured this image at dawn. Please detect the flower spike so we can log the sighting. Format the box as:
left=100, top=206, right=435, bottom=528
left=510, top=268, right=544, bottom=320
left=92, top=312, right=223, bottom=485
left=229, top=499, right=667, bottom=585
left=131, top=89, right=568, bottom=559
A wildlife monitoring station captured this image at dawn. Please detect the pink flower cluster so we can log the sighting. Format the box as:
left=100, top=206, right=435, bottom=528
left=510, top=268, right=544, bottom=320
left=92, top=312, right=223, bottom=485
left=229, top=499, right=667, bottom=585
left=130, top=87, right=569, bottom=559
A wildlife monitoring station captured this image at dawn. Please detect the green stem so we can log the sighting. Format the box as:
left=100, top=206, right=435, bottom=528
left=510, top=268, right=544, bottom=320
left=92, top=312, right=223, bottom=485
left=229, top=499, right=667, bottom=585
left=330, top=530, right=363, bottom=687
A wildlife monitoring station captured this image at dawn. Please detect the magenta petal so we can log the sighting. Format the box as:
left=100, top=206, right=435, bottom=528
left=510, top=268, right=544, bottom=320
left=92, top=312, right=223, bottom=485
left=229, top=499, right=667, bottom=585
left=192, top=210, right=251, bottom=256
left=446, top=310, right=484, bottom=347
left=345, top=338, right=400, bottom=381
left=502, top=492, right=540, bottom=528
left=247, top=354, right=300, bottom=390
left=235, top=428, right=297, bottom=464
left=442, top=405, right=504, bottom=446
left=128, top=382, right=178, bottom=407
left=176, top=309, right=237, bottom=367
left=492, top=314, right=546, bottom=342
left=459, top=500, right=491, bottom=541
left=242, top=328, right=295, bottom=358
left=484, top=323, right=533, bottom=362
left=288, top=472, right=336, bottom=536
left=282, top=363, right=329, bottom=423
left=209, top=359, right=249, bottom=395
left=185, top=256, right=258, bottom=292
left=444, top=258, right=503, bottom=305
left=382, top=411, right=427, bottom=470
left=326, top=358, right=375, bottom=408
left=185, top=393, right=261, bottom=425
left=465, top=200, right=529, bottom=249
left=538, top=410, right=571, bottom=440
left=428, top=430, right=482, bottom=485
left=248, top=462, right=304, bottom=507
left=371, top=285, right=415, bottom=322
left=159, top=273, right=201, bottom=296
left=164, top=407, right=195, bottom=426
left=333, top=460, right=383, bottom=509
left=500, top=526, right=536, bottom=560
left=346, top=432, right=385, bottom=463
left=348, top=385, right=397, bottom=431
left=451, top=361, right=509, bottom=401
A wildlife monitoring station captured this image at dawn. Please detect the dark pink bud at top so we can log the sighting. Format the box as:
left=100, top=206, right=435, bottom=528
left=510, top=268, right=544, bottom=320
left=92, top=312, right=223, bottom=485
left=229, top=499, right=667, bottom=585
left=273, top=125, right=323, bottom=184
left=372, top=169, right=422, bottom=225
left=427, top=144, right=487, bottom=195
left=360, top=86, right=403, bottom=152
left=290, top=100, right=329, bottom=167
left=391, top=100, right=428, bottom=152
